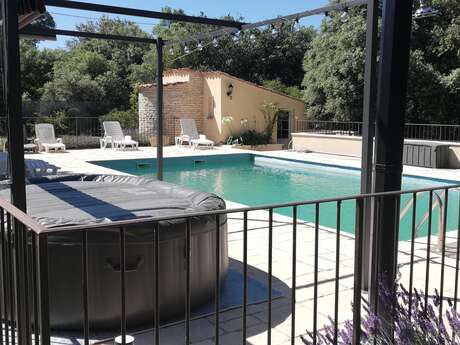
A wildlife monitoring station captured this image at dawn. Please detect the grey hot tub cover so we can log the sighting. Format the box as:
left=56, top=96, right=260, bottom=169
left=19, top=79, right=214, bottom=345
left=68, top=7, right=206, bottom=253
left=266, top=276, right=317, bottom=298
left=0, top=174, right=226, bottom=232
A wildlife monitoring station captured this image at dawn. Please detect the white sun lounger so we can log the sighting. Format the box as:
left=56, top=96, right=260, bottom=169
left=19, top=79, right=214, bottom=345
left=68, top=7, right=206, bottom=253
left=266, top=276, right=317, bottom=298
left=177, top=118, right=214, bottom=149
left=34, top=124, right=66, bottom=153
left=101, top=121, right=138, bottom=150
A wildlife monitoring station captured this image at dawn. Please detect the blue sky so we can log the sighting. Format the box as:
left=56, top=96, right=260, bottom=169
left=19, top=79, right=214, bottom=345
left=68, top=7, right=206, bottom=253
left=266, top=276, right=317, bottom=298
left=40, top=0, right=328, bottom=49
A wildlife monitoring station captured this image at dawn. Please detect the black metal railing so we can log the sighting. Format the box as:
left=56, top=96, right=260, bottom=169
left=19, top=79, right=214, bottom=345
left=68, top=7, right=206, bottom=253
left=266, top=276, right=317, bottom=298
left=295, top=120, right=363, bottom=137
left=0, top=117, right=180, bottom=149
left=1, top=184, right=460, bottom=345
left=405, top=123, right=460, bottom=142
left=295, top=120, right=460, bottom=142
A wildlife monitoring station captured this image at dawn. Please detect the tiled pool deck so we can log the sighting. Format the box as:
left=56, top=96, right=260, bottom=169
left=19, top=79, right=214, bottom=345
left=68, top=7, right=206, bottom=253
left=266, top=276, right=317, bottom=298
left=23, top=146, right=460, bottom=345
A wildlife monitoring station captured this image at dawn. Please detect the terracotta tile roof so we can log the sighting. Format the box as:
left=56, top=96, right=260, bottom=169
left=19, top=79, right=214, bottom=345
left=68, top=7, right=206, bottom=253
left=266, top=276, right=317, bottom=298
left=137, top=80, right=189, bottom=90
left=164, top=67, right=196, bottom=75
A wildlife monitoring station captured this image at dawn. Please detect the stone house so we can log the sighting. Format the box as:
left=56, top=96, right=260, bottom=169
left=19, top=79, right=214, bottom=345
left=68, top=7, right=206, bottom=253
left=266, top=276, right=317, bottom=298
left=138, top=68, right=305, bottom=145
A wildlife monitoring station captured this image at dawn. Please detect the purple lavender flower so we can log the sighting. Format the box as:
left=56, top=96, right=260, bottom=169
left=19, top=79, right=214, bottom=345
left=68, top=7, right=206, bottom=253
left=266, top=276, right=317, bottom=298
left=447, top=309, right=460, bottom=334
left=362, top=313, right=380, bottom=336
left=302, top=282, right=460, bottom=345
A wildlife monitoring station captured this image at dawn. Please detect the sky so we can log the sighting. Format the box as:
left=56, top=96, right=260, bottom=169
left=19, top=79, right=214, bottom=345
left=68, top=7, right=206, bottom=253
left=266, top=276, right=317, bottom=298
left=40, top=0, right=329, bottom=49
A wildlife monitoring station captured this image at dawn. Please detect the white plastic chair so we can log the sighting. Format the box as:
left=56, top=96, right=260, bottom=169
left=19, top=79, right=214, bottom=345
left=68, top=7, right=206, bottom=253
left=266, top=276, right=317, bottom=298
left=177, top=119, right=214, bottom=149
left=34, top=124, right=66, bottom=153
left=101, top=121, right=138, bottom=150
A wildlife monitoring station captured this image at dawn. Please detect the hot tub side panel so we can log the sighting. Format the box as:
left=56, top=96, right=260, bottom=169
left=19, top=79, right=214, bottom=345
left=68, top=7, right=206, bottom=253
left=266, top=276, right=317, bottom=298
left=47, top=216, right=228, bottom=330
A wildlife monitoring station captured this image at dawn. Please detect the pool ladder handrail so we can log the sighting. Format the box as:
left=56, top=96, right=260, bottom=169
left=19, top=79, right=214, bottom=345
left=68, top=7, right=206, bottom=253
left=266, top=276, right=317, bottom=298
left=399, top=190, right=444, bottom=250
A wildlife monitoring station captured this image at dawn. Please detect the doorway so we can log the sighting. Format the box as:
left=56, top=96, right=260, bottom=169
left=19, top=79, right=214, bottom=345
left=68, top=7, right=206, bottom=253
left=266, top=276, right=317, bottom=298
left=276, top=110, right=290, bottom=147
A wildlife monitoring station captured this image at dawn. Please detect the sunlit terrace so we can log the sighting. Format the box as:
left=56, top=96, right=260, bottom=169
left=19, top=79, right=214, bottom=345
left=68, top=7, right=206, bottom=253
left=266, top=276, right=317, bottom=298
left=1, top=0, right=460, bottom=345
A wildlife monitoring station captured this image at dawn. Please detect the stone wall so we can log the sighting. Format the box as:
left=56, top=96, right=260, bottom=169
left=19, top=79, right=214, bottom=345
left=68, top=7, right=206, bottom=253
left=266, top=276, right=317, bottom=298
left=138, top=71, right=204, bottom=144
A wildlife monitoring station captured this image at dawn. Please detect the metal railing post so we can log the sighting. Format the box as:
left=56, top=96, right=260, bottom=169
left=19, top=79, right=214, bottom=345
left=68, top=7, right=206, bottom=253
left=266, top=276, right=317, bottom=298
left=352, top=198, right=365, bottom=345
left=156, top=37, right=164, bottom=181
left=37, top=234, right=50, bottom=345
left=360, top=0, right=379, bottom=291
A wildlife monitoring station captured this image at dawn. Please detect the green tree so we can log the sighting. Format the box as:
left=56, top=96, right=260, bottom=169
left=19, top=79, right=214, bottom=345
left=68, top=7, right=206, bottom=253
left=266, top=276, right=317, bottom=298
left=302, top=0, right=460, bottom=123
left=40, top=49, right=109, bottom=116
left=71, top=16, right=152, bottom=110
left=263, top=79, right=303, bottom=99
left=130, top=13, right=315, bottom=88
left=1, top=12, right=57, bottom=115
left=302, top=7, right=367, bottom=121
left=20, top=40, right=61, bottom=101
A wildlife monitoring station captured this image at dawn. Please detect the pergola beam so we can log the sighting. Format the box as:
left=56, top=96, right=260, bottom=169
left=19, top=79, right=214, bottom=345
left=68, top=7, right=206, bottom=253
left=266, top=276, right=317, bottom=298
left=44, top=0, right=245, bottom=29
left=19, top=27, right=158, bottom=44
left=167, top=0, right=367, bottom=46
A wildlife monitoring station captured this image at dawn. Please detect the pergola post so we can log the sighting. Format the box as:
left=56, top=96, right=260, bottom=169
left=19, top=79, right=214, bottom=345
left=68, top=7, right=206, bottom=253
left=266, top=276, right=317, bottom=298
left=360, top=0, right=379, bottom=291
left=2, top=0, right=26, bottom=211
left=2, top=2, right=29, bottom=345
left=370, top=0, right=414, bottom=323
left=156, top=37, right=164, bottom=181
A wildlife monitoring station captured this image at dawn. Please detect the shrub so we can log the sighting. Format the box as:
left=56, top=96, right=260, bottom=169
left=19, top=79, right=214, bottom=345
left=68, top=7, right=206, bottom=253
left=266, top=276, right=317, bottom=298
left=239, top=130, right=271, bottom=146
left=100, top=109, right=138, bottom=129
left=34, top=110, right=69, bottom=131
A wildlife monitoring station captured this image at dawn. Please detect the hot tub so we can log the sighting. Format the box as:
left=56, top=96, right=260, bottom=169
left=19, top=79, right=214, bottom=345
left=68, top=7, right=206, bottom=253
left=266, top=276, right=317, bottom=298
left=1, top=175, right=228, bottom=330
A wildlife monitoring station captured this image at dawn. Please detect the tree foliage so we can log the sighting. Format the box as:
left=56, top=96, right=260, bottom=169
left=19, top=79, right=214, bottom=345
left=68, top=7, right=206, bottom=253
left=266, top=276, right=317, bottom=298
left=263, top=79, right=302, bottom=99
left=302, top=8, right=367, bottom=121
left=10, top=2, right=460, bottom=125
left=20, top=10, right=313, bottom=119
left=131, top=16, right=316, bottom=88
left=302, top=0, right=460, bottom=123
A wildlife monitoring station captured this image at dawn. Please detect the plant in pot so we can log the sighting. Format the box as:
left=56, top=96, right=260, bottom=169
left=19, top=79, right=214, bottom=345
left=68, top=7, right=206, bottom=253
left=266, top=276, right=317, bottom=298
left=260, top=101, right=280, bottom=140
left=237, top=102, right=281, bottom=148
left=222, top=115, right=236, bottom=145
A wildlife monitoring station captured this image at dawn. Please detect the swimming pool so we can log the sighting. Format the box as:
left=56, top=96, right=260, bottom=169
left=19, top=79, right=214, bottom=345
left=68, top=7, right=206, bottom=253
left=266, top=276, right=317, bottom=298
left=91, top=153, right=459, bottom=240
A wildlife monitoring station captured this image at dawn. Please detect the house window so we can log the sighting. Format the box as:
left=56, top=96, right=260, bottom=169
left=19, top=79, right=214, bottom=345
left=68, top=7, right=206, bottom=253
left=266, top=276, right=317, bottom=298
left=277, top=111, right=290, bottom=139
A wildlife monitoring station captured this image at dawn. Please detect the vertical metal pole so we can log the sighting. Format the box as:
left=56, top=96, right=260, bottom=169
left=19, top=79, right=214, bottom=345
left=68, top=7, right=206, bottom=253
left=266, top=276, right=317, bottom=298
left=267, top=209, right=273, bottom=345
left=290, top=206, right=297, bottom=345
left=214, top=215, right=220, bottom=345
left=37, top=234, right=50, bottom=345
left=82, top=232, right=89, bottom=345
left=156, top=37, right=164, bottom=181
left=360, top=0, right=379, bottom=291
left=154, top=223, right=160, bottom=345
left=17, top=219, right=31, bottom=345
left=333, top=201, right=341, bottom=345
left=120, top=227, right=126, bottom=345
left=185, top=218, right=191, bottom=345
left=352, top=199, right=365, bottom=345
left=242, top=211, right=248, bottom=344
left=313, top=204, right=319, bottom=345
left=370, top=0, right=415, bottom=326
left=2, top=0, right=26, bottom=211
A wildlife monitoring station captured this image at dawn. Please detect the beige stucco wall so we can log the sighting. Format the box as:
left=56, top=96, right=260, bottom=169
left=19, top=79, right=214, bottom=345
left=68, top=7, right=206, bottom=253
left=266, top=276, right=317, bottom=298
left=293, top=133, right=460, bottom=168
left=292, top=133, right=363, bottom=157
left=202, top=75, right=223, bottom=143
left=218, top=75, right=305, bottom=143
left=448, top=146, right=460, bottom=169
left=139, top=69, right=305, bottom=144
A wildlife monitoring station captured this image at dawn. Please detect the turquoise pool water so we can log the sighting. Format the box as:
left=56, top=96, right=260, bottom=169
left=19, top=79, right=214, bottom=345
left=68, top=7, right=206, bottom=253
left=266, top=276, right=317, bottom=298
left=91, top=154, right=460, bottom=240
